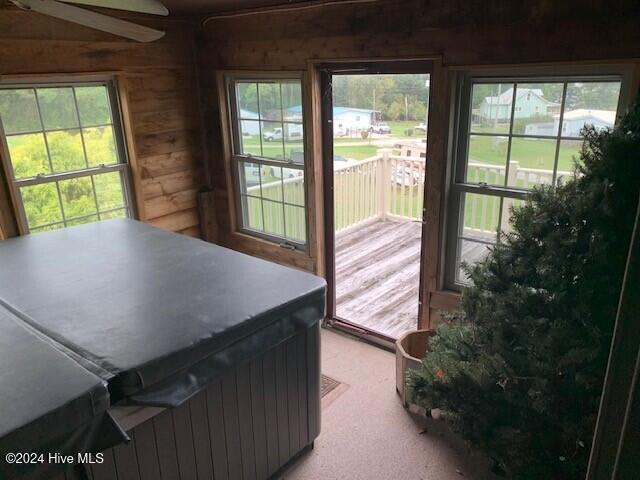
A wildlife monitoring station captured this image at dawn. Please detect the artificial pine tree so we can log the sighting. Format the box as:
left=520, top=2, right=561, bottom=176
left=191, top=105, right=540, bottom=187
left=408, top=101, right=640, bottom=479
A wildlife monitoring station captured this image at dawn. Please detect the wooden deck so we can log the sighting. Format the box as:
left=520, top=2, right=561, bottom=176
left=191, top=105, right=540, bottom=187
left=335, top=219, right=492, bottom=338
left=335, top=219, right=422, bottom=339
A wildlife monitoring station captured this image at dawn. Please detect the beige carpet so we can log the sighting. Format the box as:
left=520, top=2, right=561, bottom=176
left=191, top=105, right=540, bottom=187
left=281, top=328, right=487, bottom=480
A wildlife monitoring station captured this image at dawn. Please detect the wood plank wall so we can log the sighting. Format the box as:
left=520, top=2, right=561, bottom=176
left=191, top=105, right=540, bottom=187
left=0, top=8, right=206, bottom=238
left=197, top=0, right=640, bottom=325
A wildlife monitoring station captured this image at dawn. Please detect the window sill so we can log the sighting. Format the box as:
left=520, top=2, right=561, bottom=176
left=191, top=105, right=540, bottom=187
left=222, top=230, right=315, bottom=272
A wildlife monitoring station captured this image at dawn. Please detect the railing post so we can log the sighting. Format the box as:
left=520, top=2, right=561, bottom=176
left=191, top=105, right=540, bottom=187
left=501, top=160, right=519, bottom=233
left=377, top=149, right=391, bottom=220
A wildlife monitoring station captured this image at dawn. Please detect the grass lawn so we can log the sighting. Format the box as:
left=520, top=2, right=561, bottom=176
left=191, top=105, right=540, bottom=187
left=469, top=135, right=581, bottom=172
left=333, top=144, right=379, bottom=160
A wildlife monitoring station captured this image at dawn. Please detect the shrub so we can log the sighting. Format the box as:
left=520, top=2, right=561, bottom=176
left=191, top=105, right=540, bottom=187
left=407, top=102, right=640, bottom=479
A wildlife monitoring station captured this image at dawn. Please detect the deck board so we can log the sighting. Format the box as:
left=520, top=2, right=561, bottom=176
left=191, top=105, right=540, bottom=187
left=335, top=219, right=491, bottom=338
left=335, top=219, right=422, bottom=338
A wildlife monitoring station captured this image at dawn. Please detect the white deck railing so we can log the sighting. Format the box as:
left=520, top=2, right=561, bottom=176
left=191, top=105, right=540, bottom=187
left=247, top=149, right=568, bottom=238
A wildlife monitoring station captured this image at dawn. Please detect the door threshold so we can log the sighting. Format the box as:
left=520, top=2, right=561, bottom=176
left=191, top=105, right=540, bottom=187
left=323, top=317, right=396, bottom=352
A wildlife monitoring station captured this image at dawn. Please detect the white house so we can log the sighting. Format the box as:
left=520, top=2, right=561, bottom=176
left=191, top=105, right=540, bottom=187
left=288, top=105, right=378, bottom=135
left=333, top=107, right=378, bottom=134
left=240, top=108, right=260, bottom=135
left=556, top=109, right=615, bottom=137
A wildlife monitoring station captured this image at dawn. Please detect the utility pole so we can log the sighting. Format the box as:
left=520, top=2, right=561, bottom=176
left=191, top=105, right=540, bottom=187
left=405, top=95, right=408, bottom=122
left=373, top=88, right=376, bottom=125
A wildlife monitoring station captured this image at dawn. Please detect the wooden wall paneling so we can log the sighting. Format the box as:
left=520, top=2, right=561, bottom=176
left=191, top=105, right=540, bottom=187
left=116, top=74, right=148, bottom=222
left=197, top=0, right=640, bottom=300
left=305, top=64, right=326, bottom=276
left=0, top=10, right=206, bottom=238
left=421, top=60, right=451, bottom=329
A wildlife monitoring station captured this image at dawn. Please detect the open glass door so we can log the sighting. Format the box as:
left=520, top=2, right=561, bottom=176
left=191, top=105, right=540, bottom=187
left=322, top=62, right=432, bottom=342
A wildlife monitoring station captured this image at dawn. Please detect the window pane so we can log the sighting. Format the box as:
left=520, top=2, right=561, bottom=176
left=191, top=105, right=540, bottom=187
left=59, top=177, right=97, bottom=220
left=47, top=129, right=86, bottom=172
left=83, top=126, right=118, bottom=166
left=258, top=82, right=282, bottom=121
left=239, top=161, right=262, bottom=194
left=241, top=195, right=264, bottom=232
left=281, top=82, right=302, bottom=114
left=466, top=135, right=507, bottom=185
left=562, top=81, right=621, bottom=138
left=261, top=121, right=285, bottom=160
left=0, top=89, right=40, bottom=134
left=236, top=82, right=259, bottom=117
left=93, top=172, right=125, bottom=211
left=100, top=208, right=127, bottom=220
left=262, top=198, right=284, bottom=236
left=471, top=83, right=513, bottom=134
left=75, top=86, right=111, bottom=127
left=284, top=123, right=304, bottom=163
left=261, top=166, right=283, bottom=202
left=37, top=88, right=79, bottom=130
left=461, top=192, right=500, bottom=240
left=508, top=138, right=556, bottom=188
left=283, top=168, right=305, bottom=206
left=285, top=205, right=306, bottom=243
left=239, top=121, right=262, bottom=156
left=457, top=239, right=493, bottom=284
left=501, top=198, right=526, bottom=235
left=7, top=133, right=50, bottom=179
left=512, top=83, right=563, bottom=135
left=20, top=183, right=63, bottom=228
left=557, top=139, right=583, bottom=176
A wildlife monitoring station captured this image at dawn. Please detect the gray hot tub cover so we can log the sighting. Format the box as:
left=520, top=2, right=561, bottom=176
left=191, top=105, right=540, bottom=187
left=0, top=219, right=326, bottom=408
left=0, top=306, right=121, bottom=480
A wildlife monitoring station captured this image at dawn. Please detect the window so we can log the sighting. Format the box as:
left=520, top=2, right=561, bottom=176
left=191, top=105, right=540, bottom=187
left=446, top=74, right=624, bottom=287
left=0, top=81, right=132, bottom=233
left=227, top=75, right=307, bottom=247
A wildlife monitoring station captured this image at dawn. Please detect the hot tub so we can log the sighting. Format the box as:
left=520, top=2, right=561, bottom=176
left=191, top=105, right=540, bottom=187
left=0, top=219, right=326, bottom=479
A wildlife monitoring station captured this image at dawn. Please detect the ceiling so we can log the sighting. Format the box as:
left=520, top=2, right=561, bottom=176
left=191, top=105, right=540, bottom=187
left=160, top=0, right=319, bottom=15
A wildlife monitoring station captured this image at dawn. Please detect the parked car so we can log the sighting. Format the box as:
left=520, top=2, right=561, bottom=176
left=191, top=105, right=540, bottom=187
left=263, top=127, right=283, bottom=141
left=370, top=122, right=391, bottom=134
left=414, top=122, right=427, bottom=133
left=391, top=166, right=421, bottom=186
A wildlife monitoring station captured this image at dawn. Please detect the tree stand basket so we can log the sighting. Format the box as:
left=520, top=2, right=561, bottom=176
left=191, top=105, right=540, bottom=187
left=395, top=329, right=435, bottom=407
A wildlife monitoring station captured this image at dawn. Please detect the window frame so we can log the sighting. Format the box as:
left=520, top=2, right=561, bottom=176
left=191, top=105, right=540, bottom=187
left=225, top=72, right=309, bottom=250
left=444, top=66, right=635, bottom=291
left=0, top=77, right=135, bottom=234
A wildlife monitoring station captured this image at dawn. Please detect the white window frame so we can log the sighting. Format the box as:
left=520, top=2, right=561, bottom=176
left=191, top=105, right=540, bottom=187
left=0, top=78, right=134, bottom=234
left=444, top=65, right=635, bottom=291
left=225, top=73, right=308, bottom=249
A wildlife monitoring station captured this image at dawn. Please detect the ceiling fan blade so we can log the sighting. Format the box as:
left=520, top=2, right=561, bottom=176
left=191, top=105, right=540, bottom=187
left=13, top=0, right=165, bottom=42
left=59, top=0, right=168, bottom=16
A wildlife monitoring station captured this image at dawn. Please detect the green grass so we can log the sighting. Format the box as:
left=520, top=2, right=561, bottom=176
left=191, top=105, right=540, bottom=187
left=333, top=144, right=379, bottom=160
left=469, top=135, right=581, bottom=172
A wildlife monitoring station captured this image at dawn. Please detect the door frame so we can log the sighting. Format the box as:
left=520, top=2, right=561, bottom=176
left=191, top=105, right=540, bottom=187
left=318, top=59, right=434, bottom=346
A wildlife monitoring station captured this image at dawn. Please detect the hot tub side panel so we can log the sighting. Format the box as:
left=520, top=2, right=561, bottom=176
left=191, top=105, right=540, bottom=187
left=62, top=323, right=321, bottom=480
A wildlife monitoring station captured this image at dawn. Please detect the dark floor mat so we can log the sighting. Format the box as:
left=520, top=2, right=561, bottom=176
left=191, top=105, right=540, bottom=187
left=321, top=374, right=341, bottom=398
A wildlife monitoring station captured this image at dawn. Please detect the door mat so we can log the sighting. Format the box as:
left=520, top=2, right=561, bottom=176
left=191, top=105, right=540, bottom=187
left=321, top=374, right=341, bottom=398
